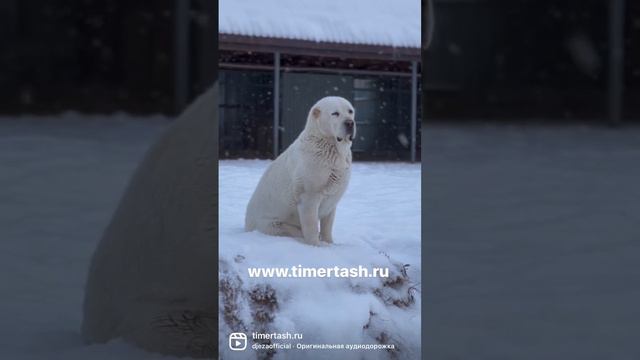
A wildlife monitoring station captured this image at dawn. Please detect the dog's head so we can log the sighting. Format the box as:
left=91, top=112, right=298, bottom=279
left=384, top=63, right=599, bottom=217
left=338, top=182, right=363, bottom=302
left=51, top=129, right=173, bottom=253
left=308, top=96, right=356, bottom=144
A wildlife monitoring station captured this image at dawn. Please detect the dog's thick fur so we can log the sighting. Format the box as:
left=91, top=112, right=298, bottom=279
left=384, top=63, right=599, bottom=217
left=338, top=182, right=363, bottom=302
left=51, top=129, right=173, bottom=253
left=245, top=96, right=356, bottom=245
left=82, top=86, right=217, bottom=358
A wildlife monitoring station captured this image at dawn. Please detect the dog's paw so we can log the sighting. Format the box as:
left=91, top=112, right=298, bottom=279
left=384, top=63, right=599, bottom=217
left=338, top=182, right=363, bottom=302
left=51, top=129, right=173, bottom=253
left=320, top=234, right=333, bottom=244
left=306, top=239, right=330, bottom=247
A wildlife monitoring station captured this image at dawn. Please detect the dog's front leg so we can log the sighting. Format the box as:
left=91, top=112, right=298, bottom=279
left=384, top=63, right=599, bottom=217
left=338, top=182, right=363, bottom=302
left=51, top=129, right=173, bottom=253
left=320, top=209, right=335, bottom=243
left=297, top=193, right=322, bottom=245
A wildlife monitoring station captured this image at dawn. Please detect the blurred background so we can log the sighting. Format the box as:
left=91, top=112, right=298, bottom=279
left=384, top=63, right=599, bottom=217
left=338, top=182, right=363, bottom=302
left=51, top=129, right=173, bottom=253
left=0, top=0, right=216, bottom=115
left=0, top=1, right=217, bottom=358
left=425, top=0, right=639, bottom=123
left=423, top=1, right=640, bottom=359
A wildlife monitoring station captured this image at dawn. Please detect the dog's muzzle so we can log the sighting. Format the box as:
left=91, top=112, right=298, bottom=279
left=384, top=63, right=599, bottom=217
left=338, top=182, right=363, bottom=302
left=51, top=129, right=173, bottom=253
left=344, top=119, right=355, bottom=141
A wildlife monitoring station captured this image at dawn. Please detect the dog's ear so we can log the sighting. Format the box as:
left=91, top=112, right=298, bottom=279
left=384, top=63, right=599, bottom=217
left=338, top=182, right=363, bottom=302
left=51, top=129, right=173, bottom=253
left=311, top=107, right=321, bottom=119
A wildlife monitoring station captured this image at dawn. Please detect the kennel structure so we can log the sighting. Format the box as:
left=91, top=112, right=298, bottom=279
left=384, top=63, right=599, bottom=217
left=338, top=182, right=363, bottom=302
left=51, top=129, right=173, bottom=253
left=218, top=0, right=421, bottom=161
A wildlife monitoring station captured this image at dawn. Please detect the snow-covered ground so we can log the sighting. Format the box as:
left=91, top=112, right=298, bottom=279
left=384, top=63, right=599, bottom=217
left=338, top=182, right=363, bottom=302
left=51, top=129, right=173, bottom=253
left=423, top=123, right=640, bottom=359
left=0, top=114, right=174, bottom=359
left=218, top=161, right=421, bottom=359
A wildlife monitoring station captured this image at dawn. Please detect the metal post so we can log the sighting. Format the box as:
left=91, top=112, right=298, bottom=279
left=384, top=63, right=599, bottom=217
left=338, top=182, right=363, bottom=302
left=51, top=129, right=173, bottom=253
left=608, top=0, right=625, bottom=126
left=410, top=61, right=418, bottom=162
left=175, top=0, right=190, bottom=112
left=273, top=52, right=281, bottom=157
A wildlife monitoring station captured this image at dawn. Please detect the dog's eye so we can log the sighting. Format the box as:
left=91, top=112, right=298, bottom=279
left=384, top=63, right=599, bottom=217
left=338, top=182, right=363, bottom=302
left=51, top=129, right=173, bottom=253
left=331, top=112, right=339, bottom=116
left=348, top=109, right=353, bottom=114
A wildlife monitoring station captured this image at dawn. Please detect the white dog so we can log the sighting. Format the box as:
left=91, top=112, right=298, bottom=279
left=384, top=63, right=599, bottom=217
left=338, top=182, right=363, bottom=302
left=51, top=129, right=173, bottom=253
left=245, top=96, right=356, bottom=246
left=82, top=86, right=217, bottom=357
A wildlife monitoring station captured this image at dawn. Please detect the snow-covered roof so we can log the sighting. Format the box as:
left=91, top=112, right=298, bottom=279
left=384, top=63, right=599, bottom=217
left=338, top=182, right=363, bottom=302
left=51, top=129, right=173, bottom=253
left=219, top=0, right=421, bottom=48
